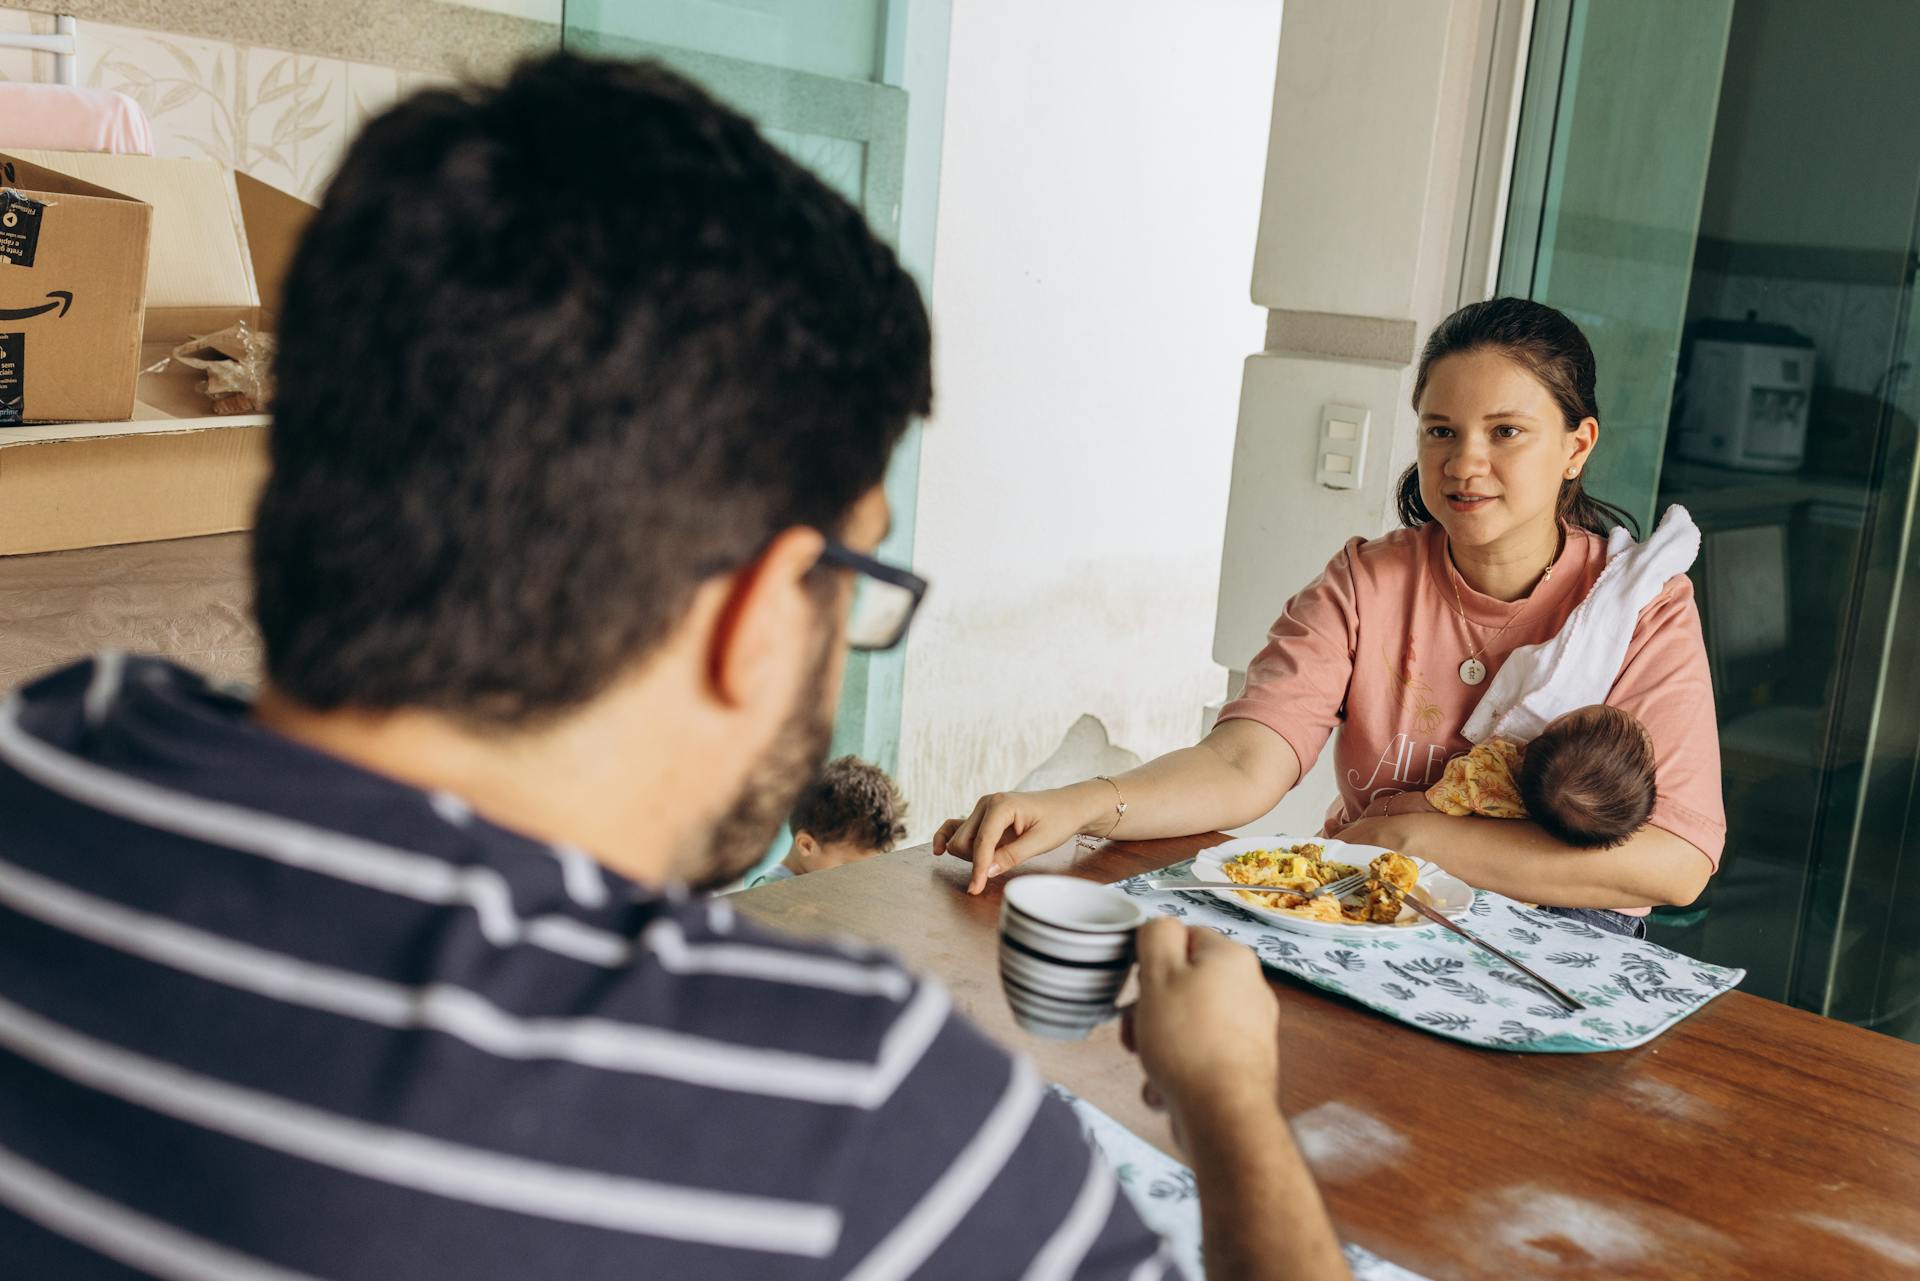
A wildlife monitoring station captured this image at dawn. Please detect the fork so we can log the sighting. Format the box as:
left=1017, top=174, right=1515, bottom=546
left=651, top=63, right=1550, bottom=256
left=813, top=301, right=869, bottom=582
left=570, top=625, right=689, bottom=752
left=1132, top=871, right=1370, bottom=899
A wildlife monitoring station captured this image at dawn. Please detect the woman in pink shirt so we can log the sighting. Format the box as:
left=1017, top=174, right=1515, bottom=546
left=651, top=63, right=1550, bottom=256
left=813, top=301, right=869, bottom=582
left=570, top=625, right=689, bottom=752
left=936, top=298, right=1723, bottom=937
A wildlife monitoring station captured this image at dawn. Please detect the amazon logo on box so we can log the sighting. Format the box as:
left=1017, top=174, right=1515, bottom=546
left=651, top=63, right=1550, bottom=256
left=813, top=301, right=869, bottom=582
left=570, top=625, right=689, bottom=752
left=0, top=152, right=150, bottom=425
left=0, top=154, right=314, bottom=557
left=0, top=155, right=149, bottom=422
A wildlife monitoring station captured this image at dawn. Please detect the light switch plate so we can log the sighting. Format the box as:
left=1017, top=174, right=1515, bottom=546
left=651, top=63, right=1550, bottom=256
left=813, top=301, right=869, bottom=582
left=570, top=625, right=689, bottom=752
left=1316, top=403, right=1369, bottom=489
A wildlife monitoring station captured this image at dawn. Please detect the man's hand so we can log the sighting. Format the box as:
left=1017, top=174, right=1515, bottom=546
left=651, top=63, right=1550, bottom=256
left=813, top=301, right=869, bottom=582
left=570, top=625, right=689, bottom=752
left=1123, top=918, right=1280, bottom=1133
left=1120, top=918, right=1351, bottom=1280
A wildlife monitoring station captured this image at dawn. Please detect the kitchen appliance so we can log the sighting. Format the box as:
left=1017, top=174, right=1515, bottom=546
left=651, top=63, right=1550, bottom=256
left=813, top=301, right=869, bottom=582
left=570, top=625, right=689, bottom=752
left=1672, top=314, right=1815, bottom=473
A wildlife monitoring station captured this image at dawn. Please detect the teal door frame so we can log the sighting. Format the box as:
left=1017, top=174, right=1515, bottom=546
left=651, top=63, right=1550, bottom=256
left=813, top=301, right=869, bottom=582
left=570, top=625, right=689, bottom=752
left=562, top=1, right=954, bottom=776
left=831, top=0, right=952, bottom=774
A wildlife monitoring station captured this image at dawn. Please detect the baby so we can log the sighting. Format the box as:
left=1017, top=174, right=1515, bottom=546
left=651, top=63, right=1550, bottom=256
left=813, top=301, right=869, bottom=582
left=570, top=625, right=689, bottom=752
left=1422, top=704, right=1657, bottom=849
left=746, top=756, right=908, bottom=888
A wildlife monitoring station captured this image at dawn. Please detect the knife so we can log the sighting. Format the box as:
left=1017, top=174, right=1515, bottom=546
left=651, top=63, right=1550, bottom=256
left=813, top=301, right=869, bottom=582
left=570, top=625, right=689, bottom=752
left=1374, top=879, right=1586, bottom=1013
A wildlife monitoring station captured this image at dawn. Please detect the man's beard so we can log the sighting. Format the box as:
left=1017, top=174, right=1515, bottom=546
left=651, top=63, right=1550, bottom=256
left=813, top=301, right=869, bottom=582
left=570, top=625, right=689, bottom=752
left=685, top=640, right=836, bottom=891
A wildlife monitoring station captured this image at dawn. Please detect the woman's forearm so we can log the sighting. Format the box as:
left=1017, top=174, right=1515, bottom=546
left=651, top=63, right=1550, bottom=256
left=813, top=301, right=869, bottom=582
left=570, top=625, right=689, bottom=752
left=1344, top=811, right=1712, bottom=908
left=1064, top=720, right=1302, bottom=842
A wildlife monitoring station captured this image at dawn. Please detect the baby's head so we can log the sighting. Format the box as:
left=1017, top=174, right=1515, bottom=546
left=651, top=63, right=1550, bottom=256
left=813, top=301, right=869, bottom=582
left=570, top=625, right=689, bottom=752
left=1519, top=705, right=1656, bottom=849
left=787, top=756, right=908, bottom=874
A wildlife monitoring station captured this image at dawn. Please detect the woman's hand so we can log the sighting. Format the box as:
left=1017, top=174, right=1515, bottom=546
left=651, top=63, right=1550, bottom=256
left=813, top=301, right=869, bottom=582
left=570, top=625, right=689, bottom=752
left=933, top=781, right=1108, bottom=894
left=1358, top=788, right=1438, bottom=822
left=936, top=721, right=1304, bottom=896
left=1339, top=790, right=1441, bottom=851
left=1332, top=813, right=1410, bottom=853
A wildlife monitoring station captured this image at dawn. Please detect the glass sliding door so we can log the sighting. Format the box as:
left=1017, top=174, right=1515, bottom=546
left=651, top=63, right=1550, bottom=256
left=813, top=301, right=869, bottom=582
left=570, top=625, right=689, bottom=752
left=1499, top=0, right=1733, bottom=535
left=559, top=0, right=950, bottom=775
left=1793, top=224, right=1920, bottom=1040
left=1501, top=0, right=1920, bottom=1038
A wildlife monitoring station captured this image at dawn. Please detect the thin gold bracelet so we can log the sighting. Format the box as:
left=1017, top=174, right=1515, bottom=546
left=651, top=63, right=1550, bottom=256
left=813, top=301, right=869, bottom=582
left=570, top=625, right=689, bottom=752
left=1094, top=775, right=1128, bottom=839
left=1075, top=775, right=1129, bottom=852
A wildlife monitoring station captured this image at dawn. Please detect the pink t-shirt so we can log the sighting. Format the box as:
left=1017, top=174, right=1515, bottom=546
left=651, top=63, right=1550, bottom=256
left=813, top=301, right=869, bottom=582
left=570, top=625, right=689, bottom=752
left=1218, top=523, right=1725, bottom=910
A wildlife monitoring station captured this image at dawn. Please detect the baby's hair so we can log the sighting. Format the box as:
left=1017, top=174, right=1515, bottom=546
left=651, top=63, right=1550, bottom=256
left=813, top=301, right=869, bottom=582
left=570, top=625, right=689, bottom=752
left=789, top=756, right=908, bottom=854
left=1520, top=706, right=1656, bottom=849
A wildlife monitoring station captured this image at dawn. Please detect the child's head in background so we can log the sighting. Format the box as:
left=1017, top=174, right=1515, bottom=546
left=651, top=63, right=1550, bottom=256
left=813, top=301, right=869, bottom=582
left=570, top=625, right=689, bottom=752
left=1520, top=704, right=1657, bottom=849
left=786, top=756, right=908, bottom=873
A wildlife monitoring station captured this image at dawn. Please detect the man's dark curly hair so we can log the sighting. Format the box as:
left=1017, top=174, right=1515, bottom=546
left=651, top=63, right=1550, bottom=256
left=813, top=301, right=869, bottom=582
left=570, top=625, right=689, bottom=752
left=789, top=756, right=908, bottom=853
left=253, top=52, right=932, bottom=727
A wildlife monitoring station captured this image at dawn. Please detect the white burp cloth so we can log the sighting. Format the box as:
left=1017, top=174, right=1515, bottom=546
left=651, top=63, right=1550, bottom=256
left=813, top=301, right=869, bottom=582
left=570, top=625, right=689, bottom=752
left=1462, top=505, right=1700, bottom=744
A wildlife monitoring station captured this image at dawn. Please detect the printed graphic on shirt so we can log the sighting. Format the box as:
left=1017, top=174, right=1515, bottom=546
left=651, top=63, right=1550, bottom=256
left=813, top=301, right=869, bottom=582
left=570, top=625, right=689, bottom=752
left=1347, top=644, right=1467, bottom=810
left=1347, top=731, right=1461, bottom=808
left=1381, top=641, right=1443, bottom=735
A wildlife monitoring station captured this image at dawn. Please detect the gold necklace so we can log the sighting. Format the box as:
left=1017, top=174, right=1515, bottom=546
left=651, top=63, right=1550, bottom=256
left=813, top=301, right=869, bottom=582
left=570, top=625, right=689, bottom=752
left=1444, top=533, right=1561, bottom=686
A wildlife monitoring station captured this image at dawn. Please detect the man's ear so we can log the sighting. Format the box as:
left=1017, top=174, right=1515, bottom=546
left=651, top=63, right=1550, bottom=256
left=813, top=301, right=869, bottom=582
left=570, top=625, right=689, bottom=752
left=790, top=830, right=819, bottom=869
left=706, top=526, right=829, bottom=708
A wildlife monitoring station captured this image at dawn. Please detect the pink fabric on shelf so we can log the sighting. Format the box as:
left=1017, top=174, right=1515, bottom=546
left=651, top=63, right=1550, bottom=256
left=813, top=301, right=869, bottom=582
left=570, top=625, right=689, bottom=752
left=0, top=83, right=154, bottom=155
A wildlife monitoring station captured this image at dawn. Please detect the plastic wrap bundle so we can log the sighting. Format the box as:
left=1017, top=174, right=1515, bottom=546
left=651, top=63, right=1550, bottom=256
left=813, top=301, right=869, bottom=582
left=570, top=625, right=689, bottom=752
left=155, top=319, right=275, bottom=415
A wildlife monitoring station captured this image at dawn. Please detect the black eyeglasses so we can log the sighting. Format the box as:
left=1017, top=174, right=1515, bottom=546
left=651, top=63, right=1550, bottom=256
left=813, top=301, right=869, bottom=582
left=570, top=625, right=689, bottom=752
left=816, top=539, right=929, bottom=651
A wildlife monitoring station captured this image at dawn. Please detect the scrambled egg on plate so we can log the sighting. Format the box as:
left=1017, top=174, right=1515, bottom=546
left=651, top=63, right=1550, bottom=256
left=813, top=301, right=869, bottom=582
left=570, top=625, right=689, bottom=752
left=1219, top=844, right=1420, bottom=925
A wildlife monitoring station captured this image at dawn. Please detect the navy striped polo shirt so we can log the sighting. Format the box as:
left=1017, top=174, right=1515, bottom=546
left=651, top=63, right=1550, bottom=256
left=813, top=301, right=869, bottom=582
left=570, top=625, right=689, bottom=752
left=0, top=655, right=1169, bottom=1279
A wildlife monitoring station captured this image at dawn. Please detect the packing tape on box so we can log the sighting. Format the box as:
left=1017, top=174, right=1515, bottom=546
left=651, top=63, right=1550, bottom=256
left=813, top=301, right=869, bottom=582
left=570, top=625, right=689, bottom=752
left=0, top=189, right=48, bottom=268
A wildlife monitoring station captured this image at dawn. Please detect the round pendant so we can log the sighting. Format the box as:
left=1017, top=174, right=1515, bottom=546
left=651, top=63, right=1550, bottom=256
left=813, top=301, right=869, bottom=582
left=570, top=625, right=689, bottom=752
left=1459, top=657, right=1487, bottom=686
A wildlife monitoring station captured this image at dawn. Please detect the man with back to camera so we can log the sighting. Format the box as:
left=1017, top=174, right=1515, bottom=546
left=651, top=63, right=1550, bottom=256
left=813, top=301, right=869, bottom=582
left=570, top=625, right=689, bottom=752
left=0, top=54, right=1348, bottom=1280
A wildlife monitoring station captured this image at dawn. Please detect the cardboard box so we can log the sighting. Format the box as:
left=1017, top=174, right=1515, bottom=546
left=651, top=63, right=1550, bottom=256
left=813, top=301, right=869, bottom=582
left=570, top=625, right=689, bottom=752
left=0, top=153, right=314, bottom=556
left=0, top=152, right=152, bottom=423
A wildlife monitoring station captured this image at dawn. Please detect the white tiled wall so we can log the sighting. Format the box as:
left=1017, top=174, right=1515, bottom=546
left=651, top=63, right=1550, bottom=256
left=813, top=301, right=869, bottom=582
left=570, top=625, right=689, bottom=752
left=1, top=8, right=455, bottom=200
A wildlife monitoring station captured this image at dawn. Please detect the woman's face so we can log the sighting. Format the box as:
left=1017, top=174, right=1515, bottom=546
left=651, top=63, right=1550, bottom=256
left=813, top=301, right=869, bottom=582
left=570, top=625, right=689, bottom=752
left=1415, top=348, right=1597, bottom=551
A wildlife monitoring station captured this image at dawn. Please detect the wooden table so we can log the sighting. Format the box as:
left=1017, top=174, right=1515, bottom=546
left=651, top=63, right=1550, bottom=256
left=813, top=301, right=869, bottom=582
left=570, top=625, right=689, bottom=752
left=739, top=834, right=1920, bottom=1281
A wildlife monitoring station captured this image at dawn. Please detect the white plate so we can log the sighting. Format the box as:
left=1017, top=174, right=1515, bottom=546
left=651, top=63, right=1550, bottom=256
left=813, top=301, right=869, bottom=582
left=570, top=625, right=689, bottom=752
left=1191, top=835, right=1476, bottom=939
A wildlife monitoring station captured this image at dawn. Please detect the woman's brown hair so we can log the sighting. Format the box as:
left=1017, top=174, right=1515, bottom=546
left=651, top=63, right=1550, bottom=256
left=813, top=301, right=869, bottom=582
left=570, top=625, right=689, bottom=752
left=1396, top=297, right=1640, bottom=538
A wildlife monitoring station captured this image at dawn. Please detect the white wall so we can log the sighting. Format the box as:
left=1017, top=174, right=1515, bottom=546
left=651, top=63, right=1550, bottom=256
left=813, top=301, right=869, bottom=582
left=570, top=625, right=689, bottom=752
left=1210, top=0, right=1494, bottom=836
left=896, top=0, right=1282, bottom=837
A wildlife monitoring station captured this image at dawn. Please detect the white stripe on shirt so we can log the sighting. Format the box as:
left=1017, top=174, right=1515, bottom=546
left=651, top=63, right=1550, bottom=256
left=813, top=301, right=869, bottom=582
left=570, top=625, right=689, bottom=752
left=642, top=917, right=911, bottom=999
left=0, top=699, right=910, bottom=997
left=0, top=1142, right=328, bottom=1281
left=846, top=1058, right=1047, bottom=1281
left=1127, top=1243, right=1175, bottom=1281
left=82, top=648, right=127, bottom=729
left=1019, top=1149, right=1121, bottom=1281
left=553, top=844, right=610, bottom=908
left=0, top=992, right=842, bottom=1256
left=0, top=855, right=940, bottom=1107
